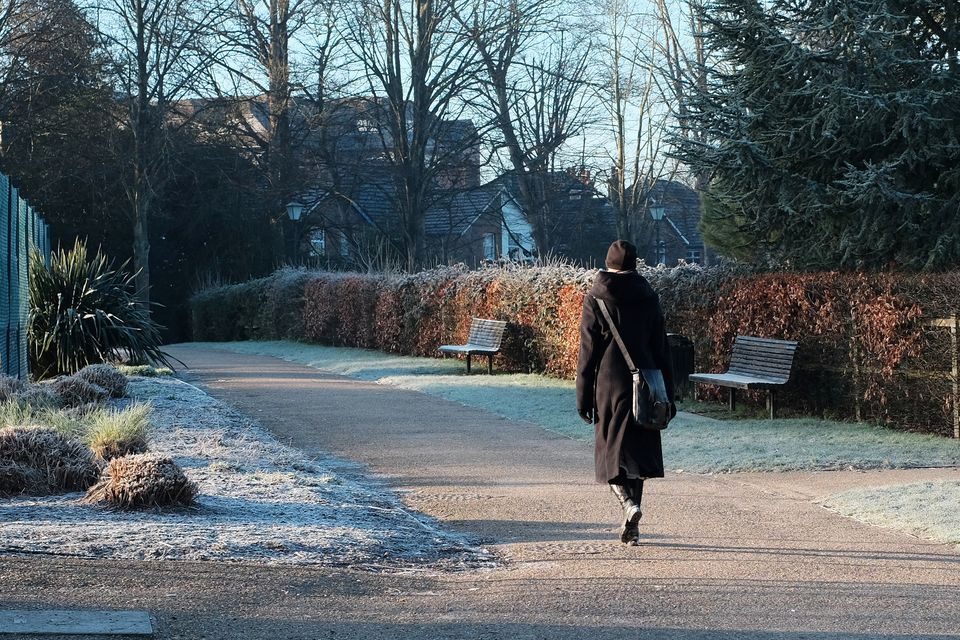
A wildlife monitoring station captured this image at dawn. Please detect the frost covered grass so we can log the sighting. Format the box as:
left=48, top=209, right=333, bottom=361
left=203, top=341, right=960, bottom=474
left=822, top=481, right=960, bottom=546
left=0, top=376, right=489, bottom=569
left=84, top=402, right=151, bottom=460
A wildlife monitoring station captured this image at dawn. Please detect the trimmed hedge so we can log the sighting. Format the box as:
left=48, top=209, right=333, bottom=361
left=191, top=268, right=311, bottom=342
left=192, top=264, right=960, bottom=436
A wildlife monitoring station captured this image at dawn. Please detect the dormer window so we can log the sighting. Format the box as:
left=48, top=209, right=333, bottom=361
left=356, top=118, right=375, bottom=133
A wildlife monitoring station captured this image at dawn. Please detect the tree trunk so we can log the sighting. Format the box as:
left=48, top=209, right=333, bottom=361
left=133, top=198, right=150, bottom=306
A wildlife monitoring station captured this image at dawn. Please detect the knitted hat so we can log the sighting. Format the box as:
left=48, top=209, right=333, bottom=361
left=605, top=240, right=637, bottom=271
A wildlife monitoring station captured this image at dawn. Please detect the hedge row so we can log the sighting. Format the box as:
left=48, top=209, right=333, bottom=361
left=191, top=264, right=960, bottom=436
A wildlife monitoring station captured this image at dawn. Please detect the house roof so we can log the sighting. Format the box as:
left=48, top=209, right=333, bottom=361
left=424, top=185, right=505, bottom=237
left=647, top=179, right=703, bottom=247
left=295, top=180, right=513, bottom=238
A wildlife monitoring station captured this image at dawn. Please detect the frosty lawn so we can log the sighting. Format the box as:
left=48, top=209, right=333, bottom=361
left=822, top=481, right=960, bottom=546
left=0, top=376, right=488, bottom=568
left=200, top=341, right=960, bottom=474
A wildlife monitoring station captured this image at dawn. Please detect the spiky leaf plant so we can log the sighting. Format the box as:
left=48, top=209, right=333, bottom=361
left=28, top=241, right=174, bottom=378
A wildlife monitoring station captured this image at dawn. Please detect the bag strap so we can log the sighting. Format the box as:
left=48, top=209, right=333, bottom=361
left=595, top=298, right=638, bottom=373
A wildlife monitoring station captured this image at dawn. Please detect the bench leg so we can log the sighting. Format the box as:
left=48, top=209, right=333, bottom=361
left=488, top=354, right=493, bottom=375
left=728, top=388, right=736, bottom=412
left=466, top=354, right=471, bottom=374
left=768, top=390, right=777, bottom=420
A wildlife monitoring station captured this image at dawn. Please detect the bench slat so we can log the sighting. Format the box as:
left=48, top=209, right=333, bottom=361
left=732, top=340, right=798, bottom=352
left=730, top=352, right=796, bottom=367
left=728, top=357, right=794, bottom=373
left=734, top=336, right=798, bottom=347
left=731, top=344, right=797, bottom=358
left=729, top=366, right=791, bottom=380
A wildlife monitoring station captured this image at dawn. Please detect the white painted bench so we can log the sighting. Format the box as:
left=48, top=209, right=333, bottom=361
left=438, top=318, right=507, bottom=374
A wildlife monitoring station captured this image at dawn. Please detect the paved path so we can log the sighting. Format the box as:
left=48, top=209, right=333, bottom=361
left=3, top=344, right=959, bottom=640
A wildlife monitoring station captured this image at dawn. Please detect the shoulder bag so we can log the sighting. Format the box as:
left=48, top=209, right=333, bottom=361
left=595, top=298, right=672, bottom=431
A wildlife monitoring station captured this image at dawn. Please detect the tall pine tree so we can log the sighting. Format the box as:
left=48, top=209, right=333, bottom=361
left=674, top=0, right=960, bottom=270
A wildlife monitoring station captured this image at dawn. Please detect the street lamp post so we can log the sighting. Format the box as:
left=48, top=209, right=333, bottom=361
left=285, top=200, right=305, bottom=264
left=649, top=205, right=666, bottom=266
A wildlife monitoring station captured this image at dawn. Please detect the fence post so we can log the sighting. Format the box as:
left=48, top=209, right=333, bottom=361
left=925, top=314, right=960, bottom=439
left=952, top=314, right=958, bottom=440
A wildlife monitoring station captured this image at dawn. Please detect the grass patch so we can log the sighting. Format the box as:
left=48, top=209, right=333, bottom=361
left=116, top=365, right=174, bottom=377
left=1, top=400, right=152, bottom=460
left=84, top=403, right=151, bottom=460
left=199, top=341, right=960, bottom=474
left=822, top=481, right=960, bottom=546
left=0, top=401, right=84, bottom=437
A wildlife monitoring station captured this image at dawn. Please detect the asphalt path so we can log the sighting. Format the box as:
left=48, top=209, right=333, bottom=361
left=2, top=344, right=959, bottom=639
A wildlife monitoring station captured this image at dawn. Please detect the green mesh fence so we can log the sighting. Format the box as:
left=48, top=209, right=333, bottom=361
left=1, top=172, right=50, bottom=379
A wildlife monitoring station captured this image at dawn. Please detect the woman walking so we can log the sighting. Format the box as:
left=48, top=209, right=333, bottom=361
left=576, top=240, right=675, bottom=545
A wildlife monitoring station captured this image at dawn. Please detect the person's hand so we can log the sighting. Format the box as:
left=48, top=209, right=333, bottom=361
left=578, top=407, right=594, bottom=424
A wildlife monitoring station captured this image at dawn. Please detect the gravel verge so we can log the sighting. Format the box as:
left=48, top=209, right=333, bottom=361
left=0, top=377, right=492, bottom=571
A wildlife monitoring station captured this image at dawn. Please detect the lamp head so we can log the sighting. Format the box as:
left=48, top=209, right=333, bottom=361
left=286, top=201, right=305, bottom=221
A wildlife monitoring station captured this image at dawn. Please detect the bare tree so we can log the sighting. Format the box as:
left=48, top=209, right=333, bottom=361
left=344, top=0, right=483, bottom=271
left=654, top=0, right=709, bottom=189
left=457, top=0, right=592, bottom=254
left=588, top=0, right=680, bottom=252
left=209, top=0, right=346, bottom=217
left=91, top=0, right=226, bottom=305
left=0, top=0, right=37, bottom=109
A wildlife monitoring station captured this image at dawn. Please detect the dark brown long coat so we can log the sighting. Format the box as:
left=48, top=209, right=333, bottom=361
left=576, top=270, right=675, bottom=484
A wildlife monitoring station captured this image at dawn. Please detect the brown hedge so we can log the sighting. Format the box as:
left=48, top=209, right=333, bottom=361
left=192, top=265, right=960, bottom=436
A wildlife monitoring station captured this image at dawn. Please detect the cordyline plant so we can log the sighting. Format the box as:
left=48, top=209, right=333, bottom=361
left=28, top=241, right=174, bottom=379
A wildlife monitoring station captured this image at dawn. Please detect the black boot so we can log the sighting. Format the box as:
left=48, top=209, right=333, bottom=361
left=610, top=483, right=642, bottom=545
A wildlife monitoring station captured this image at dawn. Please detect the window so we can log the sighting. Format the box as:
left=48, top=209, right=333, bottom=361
left=482, top=233, right=496, bottom=261
left=686, top=249, right=701, bottom=263
left=657, top=241, right=666, bottom=266
left=339, top=231, right=351, bottom=258
left=309, top=229, right=325, bottom=256
left=356, top=118, right=375, bottom=133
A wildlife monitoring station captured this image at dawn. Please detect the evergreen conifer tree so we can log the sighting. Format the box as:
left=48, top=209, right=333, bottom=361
left=674, top=0, right=960, bottom=270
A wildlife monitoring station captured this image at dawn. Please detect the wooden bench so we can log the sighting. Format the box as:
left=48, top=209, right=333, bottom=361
left=689, top=336, right=798, bottom=419
left=438, top=318, right=507, bottom=374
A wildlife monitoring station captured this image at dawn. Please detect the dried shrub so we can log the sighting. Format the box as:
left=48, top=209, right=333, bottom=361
left=51, top=376, right=109, bottom=408
left=84, top=453, right=197, bottom=509
left=0, top=426, right=101, bottom=496
left=14, top=385, right=62, bottom=410
left=0, top=462, right=31, bottom=496
left=76, top=364, right=128, bottom=398
left=0, top=376, right=25, bottom=403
